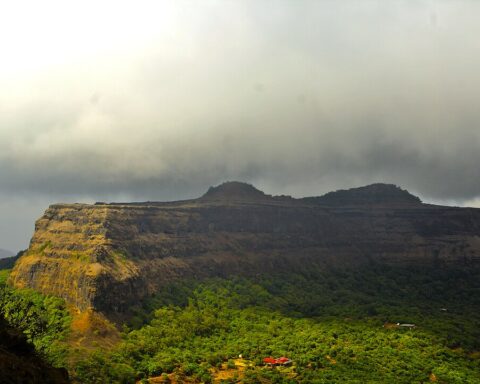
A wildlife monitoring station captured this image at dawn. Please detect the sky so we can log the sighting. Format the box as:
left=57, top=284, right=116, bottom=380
left=1, top=0, right=480, bottom=252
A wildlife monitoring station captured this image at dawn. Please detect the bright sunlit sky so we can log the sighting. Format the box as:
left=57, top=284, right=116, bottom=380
left=1, top=0, right=480, bottom=252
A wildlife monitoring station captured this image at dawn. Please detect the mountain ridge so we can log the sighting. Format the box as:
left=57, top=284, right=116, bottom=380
left=92, top=181, right=422, bottom=207
left=9, top=182, right=480, bottom=317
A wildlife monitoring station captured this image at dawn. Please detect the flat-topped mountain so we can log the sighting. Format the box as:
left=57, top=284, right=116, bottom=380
left=9, top=182, right=480, bottom=316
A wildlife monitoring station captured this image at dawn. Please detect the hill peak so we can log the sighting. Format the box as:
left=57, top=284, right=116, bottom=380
left=201, top=181, right=269, bottom=202
left=314, top=183, right=422, bottom=205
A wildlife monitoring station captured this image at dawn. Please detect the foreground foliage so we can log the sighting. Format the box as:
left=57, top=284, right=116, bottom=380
left=1, top=263, right=480, bottom=382
left=0, top=270, right=71, bottom=367
left=74, top=264, right=480, bottom=383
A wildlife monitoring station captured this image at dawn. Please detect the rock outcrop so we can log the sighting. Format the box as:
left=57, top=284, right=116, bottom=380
left=9, top=182, right=480, bottom=315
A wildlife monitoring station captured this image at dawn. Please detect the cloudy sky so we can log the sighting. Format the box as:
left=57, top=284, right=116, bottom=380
left=1, top=0, right=480, bottom=252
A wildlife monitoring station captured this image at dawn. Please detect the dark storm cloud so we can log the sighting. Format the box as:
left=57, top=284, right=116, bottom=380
left=1, top=1, right=480, bottom=250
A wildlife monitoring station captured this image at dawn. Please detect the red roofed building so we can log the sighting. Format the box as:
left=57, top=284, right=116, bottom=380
left=263, top=357, right=277, bottom=365
left=263, top=356, right=292, bottom=366
left=277, top=357, right=292, bottom=365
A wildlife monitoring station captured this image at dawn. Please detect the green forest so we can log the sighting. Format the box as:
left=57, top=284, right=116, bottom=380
left=1, top=263, right=480, bottom=383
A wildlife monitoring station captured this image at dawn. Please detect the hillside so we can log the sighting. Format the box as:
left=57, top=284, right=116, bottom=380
left=0, top=251, right=22, bottom=270
left=9, top=182, right=480, bottom=316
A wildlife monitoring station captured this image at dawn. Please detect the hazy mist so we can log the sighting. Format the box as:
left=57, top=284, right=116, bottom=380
left=1, top=1, right=480, bottom=250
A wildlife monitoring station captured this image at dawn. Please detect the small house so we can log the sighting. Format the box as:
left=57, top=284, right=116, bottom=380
left=263, top=357, right=277, bottom=365
left=277, top=357, right=292, bottom=365
left=263, top=356, right=292, bottom=366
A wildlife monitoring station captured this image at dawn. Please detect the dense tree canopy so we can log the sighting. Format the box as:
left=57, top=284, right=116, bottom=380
left=1, top=263, right=480, bottom=383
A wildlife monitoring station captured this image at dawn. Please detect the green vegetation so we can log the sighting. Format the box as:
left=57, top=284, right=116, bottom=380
left=1, top=263, right=480, bottom=382
left=0, top=250, right=22, bottom=269
left=38, top=240, right=53, bottom=254
left=72, top=251, right=90, bottom=263
left=0, top=269, right=71, bottom=367
left=0, top=268, right=10, bottom=284
left=74, top=264, right=480, bottom=383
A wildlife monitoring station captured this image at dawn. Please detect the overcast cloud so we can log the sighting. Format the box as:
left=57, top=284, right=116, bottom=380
left=1, top=0, right=480, bottom=251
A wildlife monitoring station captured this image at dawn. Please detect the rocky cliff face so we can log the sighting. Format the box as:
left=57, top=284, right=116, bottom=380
left=9, top=182, right=480, bottom=315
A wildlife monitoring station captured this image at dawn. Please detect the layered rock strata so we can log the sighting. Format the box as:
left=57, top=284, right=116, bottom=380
left=9, top=182, right=480, bottom=314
